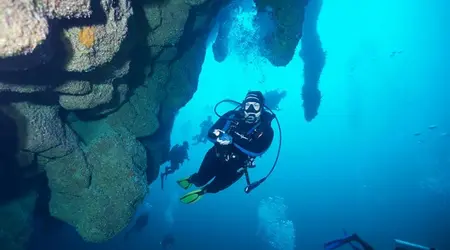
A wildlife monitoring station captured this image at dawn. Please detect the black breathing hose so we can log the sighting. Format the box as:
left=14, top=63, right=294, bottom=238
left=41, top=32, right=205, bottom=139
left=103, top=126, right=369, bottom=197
left=213, top=99, right=282, bottom=193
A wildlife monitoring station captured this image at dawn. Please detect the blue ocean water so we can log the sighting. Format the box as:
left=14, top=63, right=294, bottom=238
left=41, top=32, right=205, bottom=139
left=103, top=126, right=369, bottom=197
left=29, top=0, right=449, bottom=249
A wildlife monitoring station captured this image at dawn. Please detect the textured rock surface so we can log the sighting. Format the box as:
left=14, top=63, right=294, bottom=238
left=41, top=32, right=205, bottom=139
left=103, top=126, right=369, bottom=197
left=0, top=82, right=48, bottom=93
left=254, top=0, right=307, bottom=66
left=36, top=0, right=91, bottom=19
left=61, top=0, right=133, bottom=72
left=0, top=0, right=303, bottom=246
left=54, top=80, right=92, bottom=95
left=11, top=103, right=66, bottom=155
left=59, top=83, right=114, bottom=110
left=0, top=0, right=49, bottom=58
left=106, top=63, right=166, bottom=137
left=46, top=125, right=148, bottom=242
left=0, top=0, right=52, bottom=70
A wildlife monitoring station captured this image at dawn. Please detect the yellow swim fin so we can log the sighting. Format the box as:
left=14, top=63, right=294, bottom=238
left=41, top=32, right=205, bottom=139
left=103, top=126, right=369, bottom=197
left=176, top=176, right=192, bottom=190
left=180, top=189, right=205, bottom=204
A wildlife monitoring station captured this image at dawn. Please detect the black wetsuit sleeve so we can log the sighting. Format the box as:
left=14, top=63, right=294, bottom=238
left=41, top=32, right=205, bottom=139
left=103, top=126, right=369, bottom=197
left=233, top=123, right=274, bottom=157
left=207, top=111, right=236, bottom=142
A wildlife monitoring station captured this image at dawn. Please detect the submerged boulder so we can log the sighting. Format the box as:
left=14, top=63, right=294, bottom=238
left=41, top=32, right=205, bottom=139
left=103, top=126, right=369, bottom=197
left=47, top=125, right=148, bottom=242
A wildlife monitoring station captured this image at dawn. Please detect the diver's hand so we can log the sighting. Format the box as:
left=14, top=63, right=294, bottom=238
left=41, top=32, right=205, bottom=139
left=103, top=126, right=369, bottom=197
left=217, top=133, right=232, bottom=145
left=213, top=129, right=224, bottom=137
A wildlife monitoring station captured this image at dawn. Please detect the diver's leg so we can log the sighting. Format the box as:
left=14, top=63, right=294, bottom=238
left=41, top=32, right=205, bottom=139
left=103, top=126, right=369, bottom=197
left=160, top=166, right=168, bottom=180
left=189, top=148, right=218, bottom=187
left=168, top=161, right=178, bottom=174
left=203, top=165, right=244, bottom=193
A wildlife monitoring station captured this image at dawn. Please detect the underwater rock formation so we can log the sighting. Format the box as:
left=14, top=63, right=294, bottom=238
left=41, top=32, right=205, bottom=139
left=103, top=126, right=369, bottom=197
left=254, top=0, right=307, bottom=66
left=0, top=0, right=51, bottom=70
left=300, top=0, right=325, bottom=122
left=211, top=1, right=244, bottom=62
left=0, top=0, right=310, bottom=246
left=60, top=0, right=132, bottom=72
left=211, top=0, right=307, bottom=66
left=47, top=126, right=149, bottom=242
left=0, top=0, right=232, bottom=246
left=0, top=0, right=92, bottom=71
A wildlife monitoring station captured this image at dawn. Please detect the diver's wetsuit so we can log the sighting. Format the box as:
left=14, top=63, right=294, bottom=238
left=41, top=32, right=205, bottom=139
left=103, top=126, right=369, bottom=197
left=163, top=145, right=188, bottom=178
left=189, top=110, right=274, bottom=193
left=192, top=120, right=213, bottom=145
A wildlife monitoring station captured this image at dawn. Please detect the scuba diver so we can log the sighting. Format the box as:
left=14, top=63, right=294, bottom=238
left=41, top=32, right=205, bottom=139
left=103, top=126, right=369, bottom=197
left=263, top=89, right=287, bottom=111
left=192, top=115, right=214, bottom=145
left=176, top=91, right=275, bottom=204
left=160, top=141, right=190, bottom=190
left=124, top=213, right=149, bottom=240
left=161, top=233, right=175, bottom=249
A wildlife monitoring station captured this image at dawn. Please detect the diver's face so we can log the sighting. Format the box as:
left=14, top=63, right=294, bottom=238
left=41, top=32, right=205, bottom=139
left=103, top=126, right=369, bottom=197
left=244, top=101, right=261, bottom=123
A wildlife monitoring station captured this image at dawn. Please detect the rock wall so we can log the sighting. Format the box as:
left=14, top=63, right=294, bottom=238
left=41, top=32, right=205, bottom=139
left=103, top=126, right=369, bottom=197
left=300, top=0, right=325, bottom=122
left=210, top=0, right=307, bottom=67
left=0, top=0, right=231, bottom=246
left=1, top=0, right=306, bottom=246
left=254, top=0, right=307, bottom=66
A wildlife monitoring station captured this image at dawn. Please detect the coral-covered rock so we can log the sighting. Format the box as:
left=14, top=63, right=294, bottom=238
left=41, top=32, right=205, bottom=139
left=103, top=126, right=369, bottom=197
left=0, top=82, right=48, bottom=93
left=48, top=126, right=148, bottom=242
left=0, top=191, right=37, bottom=250
left=61, top=0, right=133, bottom=72
left=106, top=63, right=166, bottom=137
left=163, top=36, right=206, bottom=111
left=0, top=0, right=236, bottom=246
left=74, top=78, right=130, bottom=118
left=254, top=0, right=306, bottom=66
left=44, top=144, right=89, bottom=198
left=0, top=0, right=49, bottom=58
left=59, top=83, right=114, bottom=110
left=59, top=59, right=131, bottom=113
left=54, top=80, right=92, bottom=95
left=10, top=103, right=66, bottom=155
left=145, top=1, right=190, bottom=48
left=0, top=0, right=53, bottom=70
left=36, top=0, right=91, bottom=19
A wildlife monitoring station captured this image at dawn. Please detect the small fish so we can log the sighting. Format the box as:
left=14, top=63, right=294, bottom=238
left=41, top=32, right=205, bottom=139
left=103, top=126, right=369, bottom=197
left=413, top=132, right=421, bottom=136
left=440, top=132, right=448, bottom=137
left=390, top=50, right=404, bottom=57
left=428, top=125, right=437, bottom=130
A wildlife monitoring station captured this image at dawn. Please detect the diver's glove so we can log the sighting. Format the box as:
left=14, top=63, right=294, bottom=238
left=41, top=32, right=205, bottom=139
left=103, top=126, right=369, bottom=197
left=217, top=132, right=233, bottom=145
